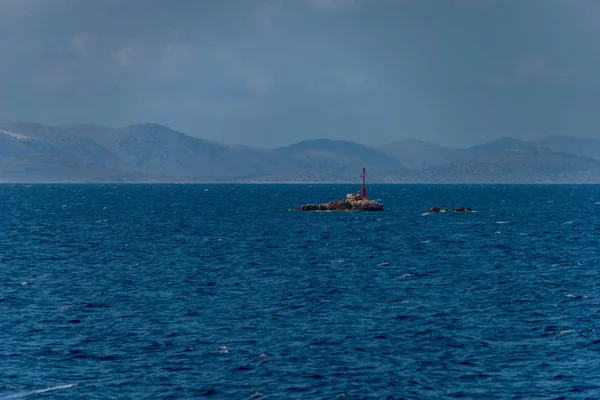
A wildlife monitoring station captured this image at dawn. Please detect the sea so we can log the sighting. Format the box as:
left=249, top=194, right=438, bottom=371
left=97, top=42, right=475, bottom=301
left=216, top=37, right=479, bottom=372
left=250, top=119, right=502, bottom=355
left=1, top=184, right=599, bottom=399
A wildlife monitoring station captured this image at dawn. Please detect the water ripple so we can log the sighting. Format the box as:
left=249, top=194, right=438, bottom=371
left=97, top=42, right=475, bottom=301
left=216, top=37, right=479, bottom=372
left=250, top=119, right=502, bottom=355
left=1, top=184, right=599, bottom=398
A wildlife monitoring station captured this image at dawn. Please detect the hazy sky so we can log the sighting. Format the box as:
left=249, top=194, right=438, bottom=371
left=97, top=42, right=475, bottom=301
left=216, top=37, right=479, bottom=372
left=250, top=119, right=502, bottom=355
left=0, top=0, right=599, bottom=148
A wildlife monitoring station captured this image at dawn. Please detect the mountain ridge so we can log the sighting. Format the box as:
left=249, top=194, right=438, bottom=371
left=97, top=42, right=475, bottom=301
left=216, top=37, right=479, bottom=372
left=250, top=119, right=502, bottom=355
left=1, top=121, right=600, bottom=183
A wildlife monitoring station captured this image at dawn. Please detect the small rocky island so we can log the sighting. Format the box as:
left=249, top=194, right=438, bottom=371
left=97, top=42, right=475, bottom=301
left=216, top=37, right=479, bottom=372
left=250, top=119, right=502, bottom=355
left=294, top=193, right=384, bottom=212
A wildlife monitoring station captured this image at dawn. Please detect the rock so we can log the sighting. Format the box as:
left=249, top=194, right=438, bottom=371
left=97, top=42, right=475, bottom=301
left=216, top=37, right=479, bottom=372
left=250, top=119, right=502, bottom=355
left=294, top=194, right=384, bottom=212
left=346, top=193, right=362, bottom=201
left=429, top=206, right=473, bottom=212
left=451, top=207, right=473, bottom=212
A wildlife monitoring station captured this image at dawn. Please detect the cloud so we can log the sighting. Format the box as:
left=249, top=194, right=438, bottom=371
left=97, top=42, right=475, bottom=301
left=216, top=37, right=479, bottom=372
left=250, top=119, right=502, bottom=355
left=0, top=0, right=63, bottom=16
left=216, top=52, right=273, bottom=95
left=340, top=72, right=369, bottom=95
left=306, top=71, right=371, bottom=97
left=487, top=54, right=575, bottom=88
left=514, top=54, right=573, bottom=85
left=2, top=0, right=599, bottom=148
left=30, top=64, right=71, bottom=91
left=159, top=42, right=192, bottom=79
left=70, top=33, right=92, bottom=56
left=304, top=0, right=360, bottom=11
left=557, top=0, right=600, bottom=27
left=486, top=74, right=509, bottom=88
left=0, top=0, right=19, bottom=11
left=0, top=0, right=34, bottom=12
left=254, top=0, right=286, bottom=31
left=114, top=44, right=137, bottom=68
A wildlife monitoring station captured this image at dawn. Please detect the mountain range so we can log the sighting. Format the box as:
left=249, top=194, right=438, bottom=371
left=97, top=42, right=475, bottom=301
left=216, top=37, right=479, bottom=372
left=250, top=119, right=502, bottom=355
left=1, top=121, right=600, bottom=183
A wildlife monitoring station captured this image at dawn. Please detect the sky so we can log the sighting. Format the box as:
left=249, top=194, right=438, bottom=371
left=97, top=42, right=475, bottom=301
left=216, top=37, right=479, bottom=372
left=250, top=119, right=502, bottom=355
left=0, top=0, right=599, bottom=148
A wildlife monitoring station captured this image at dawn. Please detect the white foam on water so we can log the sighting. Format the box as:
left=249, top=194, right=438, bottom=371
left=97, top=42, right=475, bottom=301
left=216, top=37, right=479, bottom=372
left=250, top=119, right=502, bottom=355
left=554, top=330, right=574, bottom=339
left=496, top=221, right=510, bottom=224
left=2, top=384, right=77, bottom=399
left=211, top=346, right=229, bottom=354
left=562, top=221, right=576, bottom=225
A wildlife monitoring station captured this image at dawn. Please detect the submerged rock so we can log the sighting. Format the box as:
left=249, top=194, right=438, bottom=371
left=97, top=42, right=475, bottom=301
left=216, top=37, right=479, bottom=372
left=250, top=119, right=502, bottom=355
left=429, top=206, right=473, bottom=213
left=294, top=194, right=384, bottom=212
left=451, top=207, right=473, bottom=212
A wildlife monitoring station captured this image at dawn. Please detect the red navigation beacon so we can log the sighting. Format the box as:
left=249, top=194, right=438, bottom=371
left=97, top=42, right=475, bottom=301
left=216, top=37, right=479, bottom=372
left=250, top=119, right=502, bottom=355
left=361, top=167, right=367, bottom=199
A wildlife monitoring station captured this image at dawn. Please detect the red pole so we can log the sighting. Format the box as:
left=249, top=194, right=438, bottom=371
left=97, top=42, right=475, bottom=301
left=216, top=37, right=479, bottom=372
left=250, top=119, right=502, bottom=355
left=361, top=167, right=367, bottom=199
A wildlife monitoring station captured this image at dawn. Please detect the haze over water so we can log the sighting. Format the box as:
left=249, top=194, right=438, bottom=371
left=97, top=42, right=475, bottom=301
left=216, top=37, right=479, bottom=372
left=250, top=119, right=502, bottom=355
left=1, top=184, right=599, bottom=399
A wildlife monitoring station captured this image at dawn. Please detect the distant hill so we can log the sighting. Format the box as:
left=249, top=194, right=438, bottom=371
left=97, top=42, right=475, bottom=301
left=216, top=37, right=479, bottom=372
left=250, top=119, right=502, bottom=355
left=374, top=139, right=462, bottom=169
left=275, top=139, right=406, bottom=181
left=459, top=137, right=534, bottom=157
left=389, top=147, right=600, bottom=183
left=535, top=135, right=600, bottom=161
left=1, top=122, right=600, bottom=183
left=376, top=137, right=537, bottom=169
left=0, top=123, right=404, bottom=182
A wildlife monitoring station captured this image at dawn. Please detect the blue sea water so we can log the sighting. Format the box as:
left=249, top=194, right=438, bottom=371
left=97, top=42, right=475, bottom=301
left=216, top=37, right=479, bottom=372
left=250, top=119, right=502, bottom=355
left=1, top=184, right=599, bottom=399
